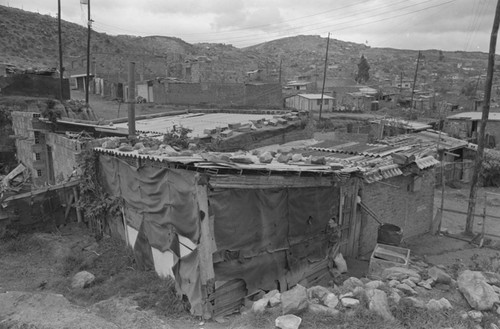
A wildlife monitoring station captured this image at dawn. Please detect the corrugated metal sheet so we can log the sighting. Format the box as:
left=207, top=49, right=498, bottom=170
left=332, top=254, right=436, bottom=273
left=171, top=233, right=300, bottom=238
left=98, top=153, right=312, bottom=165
left=415, top=156, right=440, bottom=169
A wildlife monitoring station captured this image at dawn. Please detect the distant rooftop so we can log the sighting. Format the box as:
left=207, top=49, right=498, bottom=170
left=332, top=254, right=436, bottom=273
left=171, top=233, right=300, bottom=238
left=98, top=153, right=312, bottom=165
left=447, top=112, right=500, bottom=121
left=294, top=94, right=334, bottom=100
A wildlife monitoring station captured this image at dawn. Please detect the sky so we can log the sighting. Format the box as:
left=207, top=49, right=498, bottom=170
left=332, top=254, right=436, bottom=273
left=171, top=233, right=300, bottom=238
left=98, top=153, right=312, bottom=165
left=1, top=0, right=497, bottom=52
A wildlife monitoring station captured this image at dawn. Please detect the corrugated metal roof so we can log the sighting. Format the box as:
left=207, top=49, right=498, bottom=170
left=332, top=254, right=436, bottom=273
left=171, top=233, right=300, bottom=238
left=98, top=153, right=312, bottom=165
left=294, top=94, right=334, bottom=100
left=113, top=113, right=276, bottom=138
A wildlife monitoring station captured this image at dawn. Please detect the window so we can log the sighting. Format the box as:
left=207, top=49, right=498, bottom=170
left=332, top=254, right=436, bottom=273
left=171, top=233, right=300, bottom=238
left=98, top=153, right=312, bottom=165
left=35, top=153, right=41, bottom=161
left=317, top=99, right=322, bottom=106
left=36, top=169, right=43, bottom=177
left=324, top=99, right=329, bottom=105
left=34, top=131, right=40, bottom=144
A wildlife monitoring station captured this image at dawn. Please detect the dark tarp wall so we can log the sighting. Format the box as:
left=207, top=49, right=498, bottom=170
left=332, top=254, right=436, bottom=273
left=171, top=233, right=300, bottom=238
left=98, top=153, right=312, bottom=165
left=210, top=186, right=339, bottom=293
left=98, top=155, right=203, bottom=315
left=99, top=155, right=200, bottom=250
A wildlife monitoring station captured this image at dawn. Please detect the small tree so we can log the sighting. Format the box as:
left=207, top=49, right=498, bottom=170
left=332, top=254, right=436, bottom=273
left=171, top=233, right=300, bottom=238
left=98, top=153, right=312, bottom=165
left=355, top=55, right=370, bottom=83
left=438, top=50, right=445, bottom=61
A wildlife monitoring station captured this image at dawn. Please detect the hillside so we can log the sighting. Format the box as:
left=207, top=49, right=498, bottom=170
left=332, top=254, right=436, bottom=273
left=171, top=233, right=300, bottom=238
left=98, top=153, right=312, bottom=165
left=0, top=4, right=494, bottom=91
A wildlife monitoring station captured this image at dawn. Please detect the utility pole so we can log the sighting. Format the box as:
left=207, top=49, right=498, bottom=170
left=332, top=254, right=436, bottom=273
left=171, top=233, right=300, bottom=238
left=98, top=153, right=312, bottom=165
left=57, top=0, right=64, bottom=101
left=410, top=50, right=421, bottom=115
left=319, top=32, right=330, bottom=120
left=399, top=72, right=403, bottom=94
left=128, top=62, right=136, bottom=139
left=82, top=0, right=91, bottom=106
left=465, top=0, right=500, bottom=235
left=278, top=58, right=283, bottom=85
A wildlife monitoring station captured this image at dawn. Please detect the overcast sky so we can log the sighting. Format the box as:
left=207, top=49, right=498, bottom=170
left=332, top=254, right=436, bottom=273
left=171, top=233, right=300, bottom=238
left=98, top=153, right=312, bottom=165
left=1, top=0, right=497, bottom=52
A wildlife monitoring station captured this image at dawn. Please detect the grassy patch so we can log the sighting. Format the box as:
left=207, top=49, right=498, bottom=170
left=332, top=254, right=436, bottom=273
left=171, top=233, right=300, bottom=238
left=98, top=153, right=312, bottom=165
left=0, top=234, right=47, bottom=253
left=57, top=236, right=187, bottom=318
left=391, top=303, right=475, bottom=329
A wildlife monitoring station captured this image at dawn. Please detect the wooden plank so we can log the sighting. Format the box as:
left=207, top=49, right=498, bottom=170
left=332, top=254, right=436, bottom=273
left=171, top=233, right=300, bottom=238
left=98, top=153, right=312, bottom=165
left=210, top=174, right=335, bottom=189
left=2, top=180, right=81, bottom=203
left=195, top=178, right=215, bottom=319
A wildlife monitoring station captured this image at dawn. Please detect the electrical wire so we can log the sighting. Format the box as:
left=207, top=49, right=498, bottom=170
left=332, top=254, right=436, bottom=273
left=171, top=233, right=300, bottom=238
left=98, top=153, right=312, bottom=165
left=89, top=0, right=456, bottom=48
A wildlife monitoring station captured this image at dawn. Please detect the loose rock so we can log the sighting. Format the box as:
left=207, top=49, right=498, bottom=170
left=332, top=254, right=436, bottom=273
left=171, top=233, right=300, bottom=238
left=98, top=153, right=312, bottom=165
left=426, top=298, right=452, bottom=311
left=307, top=286, right=330, bottom=301
left=417, top=278, right=434, bottom=290
left=401, top=278, right=417, bottom=288
left=281, top=284, right=308, bottom=315
left=366, top=289, right=395, bottom=321
left=458, top=270, right=500, bottom=311
left=365, top=280, right=384, bottom=290
left=396, top=283, right=417, bottom=296
left=428, top=266, right=452, bottom=285
left=252, top=299, right=268, bottom=313
left=467, top=310, right=483, bottom=323
left=342, top=277, right=364, bottom=291
left=269, top=293, right=281, bottom=307
left=322, top=293, right=339, bottom=309
left=275, top=314, right=302, bottom=329
left=71, top=271, right=95, bottom=289
left=382, top=267, right=421, bottom=283
left=341, top=298, right=360, bottom=308
left=308, top=303, right=339, bottom=316
left=401, top=297, right=425, bottom=308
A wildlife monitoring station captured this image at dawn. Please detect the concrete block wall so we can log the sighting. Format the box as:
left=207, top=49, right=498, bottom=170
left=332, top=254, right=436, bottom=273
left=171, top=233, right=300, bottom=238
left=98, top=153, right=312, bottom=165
left=11, top=112, right=47, bottom=186
left=358, top=169, right=435, bottom=257
left=45, top=133, right=83, bottom=183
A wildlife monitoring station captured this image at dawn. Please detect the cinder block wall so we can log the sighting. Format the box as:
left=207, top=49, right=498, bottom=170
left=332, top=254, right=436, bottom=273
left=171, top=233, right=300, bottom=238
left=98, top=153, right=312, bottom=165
left=11, top=111, right=48, bottom=186
left=358, top=169, right=435, bottom=258
left=45, top=133, right=82, bottom=183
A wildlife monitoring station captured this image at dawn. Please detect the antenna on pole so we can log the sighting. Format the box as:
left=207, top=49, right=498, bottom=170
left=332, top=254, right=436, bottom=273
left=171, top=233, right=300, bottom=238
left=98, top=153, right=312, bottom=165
left=319, top=32, right=330, bottom=121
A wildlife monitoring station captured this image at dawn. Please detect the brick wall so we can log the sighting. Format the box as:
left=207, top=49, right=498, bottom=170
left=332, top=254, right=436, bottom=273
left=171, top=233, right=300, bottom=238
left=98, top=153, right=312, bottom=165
left=162, top=82, right=282, bottom=108
left=358, top=169, right=435, bottom=257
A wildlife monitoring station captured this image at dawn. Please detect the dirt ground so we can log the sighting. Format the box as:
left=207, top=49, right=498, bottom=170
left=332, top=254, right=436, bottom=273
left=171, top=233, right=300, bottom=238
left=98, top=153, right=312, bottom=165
left=70, top=90, right=188, bottom=121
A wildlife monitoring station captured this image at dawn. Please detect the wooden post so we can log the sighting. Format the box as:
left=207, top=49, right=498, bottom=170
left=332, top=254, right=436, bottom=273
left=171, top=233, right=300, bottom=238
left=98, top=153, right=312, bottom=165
left=319, top=33, right=330, bottom=120
left=128, top=62, right=136, bottom=139
left=195, top=178, right=215, bottom=319
left=72, top=186, right=82, bottom=223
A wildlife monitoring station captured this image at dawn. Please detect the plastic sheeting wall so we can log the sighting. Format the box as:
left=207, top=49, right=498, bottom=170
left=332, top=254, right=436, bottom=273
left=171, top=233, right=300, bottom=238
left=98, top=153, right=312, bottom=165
left=210, top=186, right=340, bottom=294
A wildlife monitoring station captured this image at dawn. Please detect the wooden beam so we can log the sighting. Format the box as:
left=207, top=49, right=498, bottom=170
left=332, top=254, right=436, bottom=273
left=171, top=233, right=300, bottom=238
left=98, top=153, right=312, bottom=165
left=2, top=180, right=81, bottom=203
left=442, top=207, right=500, bottom=220
left=195, top=177, right=215, bottom=319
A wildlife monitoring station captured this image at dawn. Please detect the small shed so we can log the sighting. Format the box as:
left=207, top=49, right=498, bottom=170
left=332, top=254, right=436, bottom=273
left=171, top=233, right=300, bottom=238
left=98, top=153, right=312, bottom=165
left=93, top=134, right=438, bottom=318
left=285, top=94, right=334, bottom=112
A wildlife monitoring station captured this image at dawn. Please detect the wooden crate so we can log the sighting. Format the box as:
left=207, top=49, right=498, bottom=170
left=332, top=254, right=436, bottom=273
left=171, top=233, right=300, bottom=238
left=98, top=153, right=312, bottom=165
left=368, top=243, right=410, bottom=280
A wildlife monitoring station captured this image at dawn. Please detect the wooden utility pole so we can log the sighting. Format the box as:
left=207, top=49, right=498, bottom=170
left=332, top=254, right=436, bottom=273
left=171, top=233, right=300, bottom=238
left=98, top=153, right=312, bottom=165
left=319, top=32, right=330, bottom=120
left=465, top=0, right=500, bottom=235
left=278, top=58, right=283, bottom=85
left=84, top=0, right=91, bottom=106
left=57, top=0, right=64, bottom=101
left=128, top=62, right=136, bottom=139
left=410, top=51, right=421, bottom=113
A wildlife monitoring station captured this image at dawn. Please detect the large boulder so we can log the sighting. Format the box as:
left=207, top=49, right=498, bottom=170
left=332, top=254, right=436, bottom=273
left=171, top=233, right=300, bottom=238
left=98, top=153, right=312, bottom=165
left=281, top=285, right=308, bottom=315
left=366, top=289, right=395, bottom=321
left=428, top=267, right=452, bottom=285
left=71, top=271, right=95, bottom=289
left=458, top=270, right=500, bottom=311
left=275, top=314, right=302, bottom=329
left=381, top=267, right=421, bottom=283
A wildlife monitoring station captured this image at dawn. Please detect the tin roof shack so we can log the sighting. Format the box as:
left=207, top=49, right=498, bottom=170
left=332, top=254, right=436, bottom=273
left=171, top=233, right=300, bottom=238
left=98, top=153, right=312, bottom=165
left=92, top=132, right=438, bottom=318
left=446, top=112, right=500, bottom=149
left=285, top=94, right=334, bottom=112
